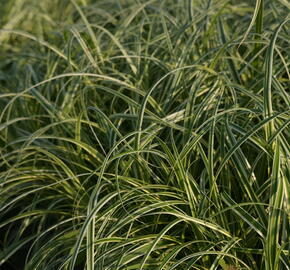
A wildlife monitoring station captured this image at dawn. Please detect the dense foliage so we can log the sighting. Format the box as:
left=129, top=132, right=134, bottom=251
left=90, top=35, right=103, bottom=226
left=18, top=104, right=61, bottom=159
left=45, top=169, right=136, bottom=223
left=0, top=0, right=289, bottom=269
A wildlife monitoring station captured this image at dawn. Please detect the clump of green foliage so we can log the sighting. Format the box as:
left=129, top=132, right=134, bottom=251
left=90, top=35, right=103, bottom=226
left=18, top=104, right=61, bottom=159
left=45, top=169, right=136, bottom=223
left=0, top=0, right=289, bottom=269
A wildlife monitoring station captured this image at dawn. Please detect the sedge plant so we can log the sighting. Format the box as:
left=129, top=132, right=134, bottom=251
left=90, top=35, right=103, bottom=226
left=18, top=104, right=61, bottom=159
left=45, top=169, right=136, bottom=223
left=0, top=0, right=289, bottom=269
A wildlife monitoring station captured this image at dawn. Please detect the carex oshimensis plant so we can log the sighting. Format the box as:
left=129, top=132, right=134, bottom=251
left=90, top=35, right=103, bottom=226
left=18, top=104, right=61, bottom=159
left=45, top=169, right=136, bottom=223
left=0, top=0, right=289, bottom=269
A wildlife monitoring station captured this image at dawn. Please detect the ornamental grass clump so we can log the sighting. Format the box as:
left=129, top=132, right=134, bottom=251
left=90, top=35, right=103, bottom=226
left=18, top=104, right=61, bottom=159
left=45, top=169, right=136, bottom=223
left=0, top=0, right=289, bottom=269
